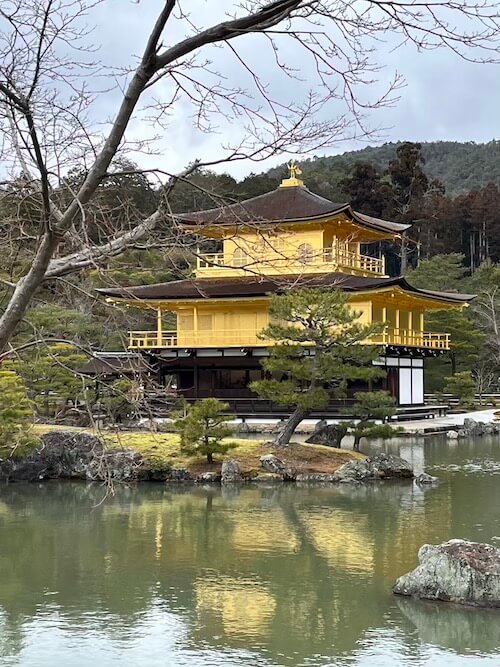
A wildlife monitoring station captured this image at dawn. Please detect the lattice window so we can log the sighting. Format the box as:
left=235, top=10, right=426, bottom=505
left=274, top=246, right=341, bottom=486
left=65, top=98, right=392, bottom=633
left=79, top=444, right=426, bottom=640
left=298, top=243, right=314, bottom=264
left=233, top=248, right=248, bottom=267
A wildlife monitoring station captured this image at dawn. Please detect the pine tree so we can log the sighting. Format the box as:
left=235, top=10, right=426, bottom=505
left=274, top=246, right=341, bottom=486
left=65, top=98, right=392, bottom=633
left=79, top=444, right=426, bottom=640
left=251, top=288, right=385, bottom=446
left=444, top=371, right=476, bottom=407
left=12, top=343, right=88, bottom=418
left=175, top=398, right=236, bottom=464
left=0, top=370, right=37, bottom=458
left=344, top=391, right=397, bottom=451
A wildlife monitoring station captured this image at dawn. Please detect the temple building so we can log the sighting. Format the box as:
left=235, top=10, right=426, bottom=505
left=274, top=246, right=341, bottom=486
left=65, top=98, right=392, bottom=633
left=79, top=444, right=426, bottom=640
left=99, top=164, right=471, bottom=411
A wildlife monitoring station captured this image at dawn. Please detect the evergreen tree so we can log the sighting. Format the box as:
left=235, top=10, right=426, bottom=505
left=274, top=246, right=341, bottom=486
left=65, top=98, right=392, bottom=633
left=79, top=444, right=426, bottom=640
left=387, top=142, right=432, bottom=272
left=444, top=371, right=476, bottom=407
left=407, top=253, right=484, bottom=383
left=465, top=261, right=500, bottom=368
left=251, top=288, right=385, bottom=446
left=344, top=391, right=397, bottom=451
left=340, top=162, right=393, bottom=217
left=175, top=398, right=236, bottom=464
left=12, top=343, right=88, bottom=418
left=100, top=378, right=138, bottom=423
left=0, top=370, right=37, bottom=458
left=407, top=253, right=468, bottom=291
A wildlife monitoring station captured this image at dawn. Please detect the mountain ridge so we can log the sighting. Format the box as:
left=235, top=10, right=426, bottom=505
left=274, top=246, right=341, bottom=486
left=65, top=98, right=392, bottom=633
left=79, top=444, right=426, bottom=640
left=268, top=140, right=500, bottom=196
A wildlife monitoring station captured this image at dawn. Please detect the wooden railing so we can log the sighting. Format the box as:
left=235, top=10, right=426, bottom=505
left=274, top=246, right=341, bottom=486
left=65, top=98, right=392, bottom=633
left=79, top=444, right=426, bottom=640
left=196, top=247, right=385, bottom=275
left=129, top=329, right=265, bottom=349
left=129, top=327, right=450, bottom=350
left=370, top=329, right=450, bottom=350
left=129, top=330, right=178, bottom=348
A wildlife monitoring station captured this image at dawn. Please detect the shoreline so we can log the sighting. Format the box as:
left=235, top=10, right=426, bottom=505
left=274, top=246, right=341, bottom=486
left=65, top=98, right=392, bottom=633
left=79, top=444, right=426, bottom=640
left=0, top=430, right=416, bottom=486
left=229, top=408, right=500, bottom=438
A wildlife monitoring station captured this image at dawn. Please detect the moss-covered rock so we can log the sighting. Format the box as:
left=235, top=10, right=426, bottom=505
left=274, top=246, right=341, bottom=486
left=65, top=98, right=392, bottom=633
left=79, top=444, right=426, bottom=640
left=394, top=539, right=500, bottom=608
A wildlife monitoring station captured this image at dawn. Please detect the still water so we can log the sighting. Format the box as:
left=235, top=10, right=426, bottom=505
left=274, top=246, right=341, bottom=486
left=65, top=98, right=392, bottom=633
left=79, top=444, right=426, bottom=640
left=1, top=437, right=500, bottom=667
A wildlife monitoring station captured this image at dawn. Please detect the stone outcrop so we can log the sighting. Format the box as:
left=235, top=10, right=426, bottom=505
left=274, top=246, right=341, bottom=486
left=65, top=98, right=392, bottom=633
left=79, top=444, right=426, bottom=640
left=164, top=468, right=194, bottom=482
left=393, top=539, right=500, bottom=608
left=0, top=431, right=144, bottom=482
left=196, top=471, right=220, bottom=483
left=463, top=418, right=486, bottom=436
left=295, top=473, right=342, bottom=484
left=446, top=430, right=459, bottom=439
left=221, top=459, right=242, bottom=484
left=305, top=420, right=348, bottom=448
left=369, top=452, right=414, bottom=478
left=334, top=452, right=414, bottom=483
left=415, top=472, right=439, bottom=485
left=252, top=472, right=283, bottom=483
left=333, top=459, right=373, bottom=482
left=87, top=449, right=144, bottom=482
left=460, top=419, right=500, bottom=437
left=259, top=454, right=296, bottom=480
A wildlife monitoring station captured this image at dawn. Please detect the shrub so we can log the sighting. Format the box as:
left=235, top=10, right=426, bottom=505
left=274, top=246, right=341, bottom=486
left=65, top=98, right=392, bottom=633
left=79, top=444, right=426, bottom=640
left=174, top=398, right=236, bottom=464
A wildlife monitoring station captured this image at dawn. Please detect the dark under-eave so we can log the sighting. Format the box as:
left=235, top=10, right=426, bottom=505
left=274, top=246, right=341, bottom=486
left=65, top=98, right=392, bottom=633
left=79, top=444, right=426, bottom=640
left=97, top=273, right=474, bottom=305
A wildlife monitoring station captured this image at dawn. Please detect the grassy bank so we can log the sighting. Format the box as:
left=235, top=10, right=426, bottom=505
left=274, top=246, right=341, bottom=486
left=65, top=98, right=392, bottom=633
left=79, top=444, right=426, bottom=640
left=33, top=424, right=362, bottom=475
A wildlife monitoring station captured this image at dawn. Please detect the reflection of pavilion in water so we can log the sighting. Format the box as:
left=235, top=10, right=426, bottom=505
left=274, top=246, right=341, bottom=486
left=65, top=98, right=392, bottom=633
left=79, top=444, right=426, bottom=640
left=98, top=485, right=449, bottom=652
left=0, top=482, right=460, bottom=663
left=195, top=575, right=276, bottom=639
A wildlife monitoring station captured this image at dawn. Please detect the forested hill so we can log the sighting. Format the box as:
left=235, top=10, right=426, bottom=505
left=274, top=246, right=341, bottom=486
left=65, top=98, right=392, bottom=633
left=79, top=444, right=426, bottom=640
left=284, top=141, right=500, bottom=195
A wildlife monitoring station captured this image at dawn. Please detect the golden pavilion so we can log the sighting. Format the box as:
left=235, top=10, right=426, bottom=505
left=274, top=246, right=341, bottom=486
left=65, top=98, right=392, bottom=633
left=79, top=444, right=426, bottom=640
left=99, top=164, right=471, bottom=410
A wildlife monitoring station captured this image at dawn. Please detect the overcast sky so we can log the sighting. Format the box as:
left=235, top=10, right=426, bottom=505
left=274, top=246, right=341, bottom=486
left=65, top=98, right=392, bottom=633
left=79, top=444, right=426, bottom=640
left=88, top=1, right=500, bottom=180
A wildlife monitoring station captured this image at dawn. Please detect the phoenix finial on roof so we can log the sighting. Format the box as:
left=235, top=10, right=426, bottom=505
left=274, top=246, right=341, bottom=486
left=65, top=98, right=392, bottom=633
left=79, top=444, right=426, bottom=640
left=288, top=159, right=302, bottom=179
left=280, top=159, right=304, bottom=187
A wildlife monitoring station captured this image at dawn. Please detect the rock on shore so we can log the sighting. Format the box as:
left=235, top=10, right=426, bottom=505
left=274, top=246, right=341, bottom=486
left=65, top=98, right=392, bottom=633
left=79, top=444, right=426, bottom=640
left=447, top=418, right=500, bottom=440
left=333, top=452, right=414, bottom=482
left=0, top=431, right=145, bottom=482
left=393, top=539, right=500, bottom=608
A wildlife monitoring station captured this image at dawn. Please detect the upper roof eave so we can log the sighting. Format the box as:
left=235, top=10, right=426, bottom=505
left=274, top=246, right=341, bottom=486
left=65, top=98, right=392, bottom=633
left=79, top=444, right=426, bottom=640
left=176, top=186, right=411, bottom=236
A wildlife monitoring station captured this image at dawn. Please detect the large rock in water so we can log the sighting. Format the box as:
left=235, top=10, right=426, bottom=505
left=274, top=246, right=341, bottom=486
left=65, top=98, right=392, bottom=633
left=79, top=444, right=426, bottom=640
left=334, top=452, right=414, bottom=483
left=0, top=431, right=144, bottom=482
left=333, top=459, right=373, bottom=482
left=393, top=539, right=500, bottom=608
left=306, top=421, right=348, bottom=448
left=369, top=452, right=414, bottom=479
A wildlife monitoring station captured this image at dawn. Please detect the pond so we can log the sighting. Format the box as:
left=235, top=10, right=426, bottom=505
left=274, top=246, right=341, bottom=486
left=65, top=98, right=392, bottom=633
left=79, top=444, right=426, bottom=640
left=1, top=436, right=500, bottom=666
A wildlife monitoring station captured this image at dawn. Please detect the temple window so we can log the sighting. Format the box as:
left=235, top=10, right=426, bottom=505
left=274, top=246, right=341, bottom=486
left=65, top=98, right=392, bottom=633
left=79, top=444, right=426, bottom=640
left=298, top=243, right=314, bottom=264
left=233, top=248, right=248, bottom=267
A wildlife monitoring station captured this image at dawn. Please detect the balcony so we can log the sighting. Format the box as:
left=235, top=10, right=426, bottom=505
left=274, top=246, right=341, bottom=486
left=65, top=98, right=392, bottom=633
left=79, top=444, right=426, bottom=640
left=129, top=329, right=266, bottom=349
left=129, top=328, right=450, bottom=351
left=370, top=329, right=450, bottom=350
left=196, top=248, right=386, bottom=277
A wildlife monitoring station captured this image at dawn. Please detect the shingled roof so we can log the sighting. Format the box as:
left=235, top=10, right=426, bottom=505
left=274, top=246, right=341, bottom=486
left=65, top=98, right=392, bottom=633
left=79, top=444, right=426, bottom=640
left=98, top=274, right=473, bottom=306
left=178, top=185, right=410, bottom=236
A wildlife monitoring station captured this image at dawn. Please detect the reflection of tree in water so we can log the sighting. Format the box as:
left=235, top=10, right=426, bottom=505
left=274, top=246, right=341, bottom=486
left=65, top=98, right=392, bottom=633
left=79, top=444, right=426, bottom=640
left=0, top=478, right=498, bottom=664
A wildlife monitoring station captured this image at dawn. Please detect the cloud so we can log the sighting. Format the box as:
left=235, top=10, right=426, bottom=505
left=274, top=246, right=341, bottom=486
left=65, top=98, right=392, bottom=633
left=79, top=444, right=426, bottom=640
left=67, top=1, right=500, bottom=179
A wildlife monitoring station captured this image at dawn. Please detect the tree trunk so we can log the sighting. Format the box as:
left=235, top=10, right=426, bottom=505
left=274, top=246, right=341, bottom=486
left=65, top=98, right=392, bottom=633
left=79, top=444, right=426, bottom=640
left=273, top=408, right=308, bottom=446
left=0, top=232, right=59, bottom=352
left=400, top=233, right=408, bottom=274
left=353, top=433, right=361, bottom=451
left=207, top=451, right=213, bottom=464
left=450, top=352, right=456, bottom=376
